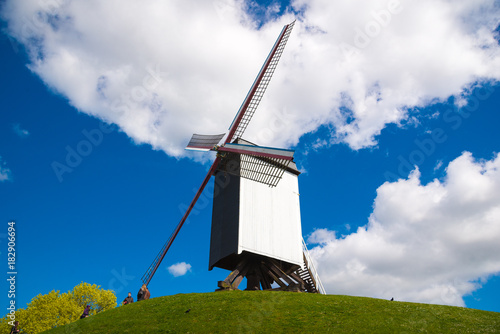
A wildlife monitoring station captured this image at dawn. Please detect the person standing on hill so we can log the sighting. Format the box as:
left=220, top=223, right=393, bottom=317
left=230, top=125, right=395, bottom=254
left=123, top=292, right=134, bottom=305
left=137, top=284, right=151, bottom=301
left=9, top=321, right=19, bottom=334
left=137, top=284, right=147, bottom=301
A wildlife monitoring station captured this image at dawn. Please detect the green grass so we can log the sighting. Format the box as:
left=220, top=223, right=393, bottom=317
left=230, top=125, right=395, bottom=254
left=43, top=291, right=500, bottom=333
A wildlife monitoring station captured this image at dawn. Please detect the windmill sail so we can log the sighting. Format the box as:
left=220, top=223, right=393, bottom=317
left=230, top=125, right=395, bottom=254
left=186, top=133, right=225, bottom=151
left=226, top=21, right=295, bottom=144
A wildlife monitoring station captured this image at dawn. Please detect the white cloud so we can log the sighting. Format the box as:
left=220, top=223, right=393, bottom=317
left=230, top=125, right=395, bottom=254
left=308, top=151, right=500, bottom=306
left=168, top=262, right=192, bottom=277
left=307, top=228, right=336, bottom=245
left=0, top=157, right=13, bottom=182
left=1, top=0, right=498, bottom=155
left=13, top=123, right=29, bottom=137
left=434, top=160, right=443, bottom=171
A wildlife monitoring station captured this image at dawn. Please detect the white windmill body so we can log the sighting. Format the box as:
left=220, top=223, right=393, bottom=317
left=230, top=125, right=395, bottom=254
left=209, top=139, right=303, bottom=273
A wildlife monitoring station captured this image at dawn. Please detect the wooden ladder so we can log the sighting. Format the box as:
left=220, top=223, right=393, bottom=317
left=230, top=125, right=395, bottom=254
left=297, top=238, right=326, bottom=294
left=295, top=256, right=318, bottom=293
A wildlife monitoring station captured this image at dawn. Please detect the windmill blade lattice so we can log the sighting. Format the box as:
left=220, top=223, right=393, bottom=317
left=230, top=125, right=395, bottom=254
left=216, top=141, right=294, bottom=187
left=226, top=21, right=295, bottom=144
left=186, top=133, right=226, bottom=151
left=218, top=152, right=292, bottom=187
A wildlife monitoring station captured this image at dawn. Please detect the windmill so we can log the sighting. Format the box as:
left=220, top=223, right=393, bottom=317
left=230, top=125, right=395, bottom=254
left=141, top=21, right=325, bottom=294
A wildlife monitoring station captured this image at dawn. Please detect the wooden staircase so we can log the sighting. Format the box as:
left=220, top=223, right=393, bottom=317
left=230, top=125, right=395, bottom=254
left=296, top=257, right=319, bottom=293
left=295, top=238, right=326, bottom=294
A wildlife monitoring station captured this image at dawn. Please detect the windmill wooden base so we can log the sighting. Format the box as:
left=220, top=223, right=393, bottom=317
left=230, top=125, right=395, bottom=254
left=215, top=254, right=319, bottom=293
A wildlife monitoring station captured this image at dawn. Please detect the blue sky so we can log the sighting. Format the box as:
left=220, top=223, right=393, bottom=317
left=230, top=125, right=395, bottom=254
left=1, top=0, right=500, bottom=314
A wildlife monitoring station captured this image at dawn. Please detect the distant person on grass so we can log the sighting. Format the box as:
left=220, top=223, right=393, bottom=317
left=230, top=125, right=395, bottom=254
left=137, top=284, right=151, bottom=301
left=123, top=292, right=134, bottom=305
left=80, top=305, right=91, bottom=319
left=9, top=321, right=19, bottom=334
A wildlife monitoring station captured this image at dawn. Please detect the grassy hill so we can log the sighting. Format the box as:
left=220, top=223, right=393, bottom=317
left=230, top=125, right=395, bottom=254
left=43, top=291, right=500, bottom=333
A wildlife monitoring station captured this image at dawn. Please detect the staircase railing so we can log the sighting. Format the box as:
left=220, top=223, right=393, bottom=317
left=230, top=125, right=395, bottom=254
left=302, top=238, right=326, bottom=295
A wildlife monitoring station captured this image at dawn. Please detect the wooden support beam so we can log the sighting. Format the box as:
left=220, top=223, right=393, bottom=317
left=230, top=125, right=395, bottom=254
left=289, top=272, right=306, bottom=291
left=263, top=264, right=286, bottom=288
left=258, top=266, right=272, bottom=290
left=267, top=261, right=294, bottom=286
left=217, top=258, right=249, bottom=290
left=226, top=258, right=248, bottom=283
left=246, top=272, right=260, bottom=290
left=231, top=275, right=244, bottom=290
